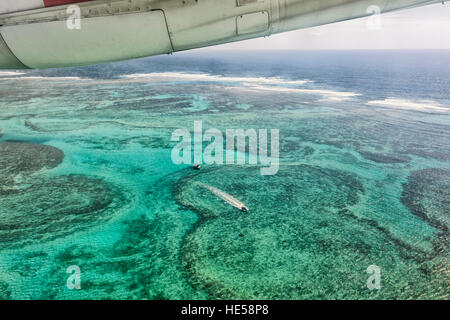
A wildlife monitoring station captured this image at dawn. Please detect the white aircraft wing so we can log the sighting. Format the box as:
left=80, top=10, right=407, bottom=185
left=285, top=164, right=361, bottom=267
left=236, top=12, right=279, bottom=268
left=0, top=0, right=443, bottom=69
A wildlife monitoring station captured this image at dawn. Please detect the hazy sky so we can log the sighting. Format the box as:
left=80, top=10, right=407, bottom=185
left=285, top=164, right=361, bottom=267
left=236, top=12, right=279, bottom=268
left=203, top=3, right=450, bottom=50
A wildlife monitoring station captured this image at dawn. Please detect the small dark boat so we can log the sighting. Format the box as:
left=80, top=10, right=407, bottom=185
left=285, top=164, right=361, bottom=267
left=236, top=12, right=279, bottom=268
left=240, top=205, right=249, bottom=212
left=193, top=164, right=201, bottom=170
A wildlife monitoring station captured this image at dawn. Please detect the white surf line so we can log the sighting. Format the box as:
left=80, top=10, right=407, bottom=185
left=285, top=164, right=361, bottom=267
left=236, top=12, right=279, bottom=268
left=196, top=182, right=248, bottom=212
left=0, top=76, right=86, bottom=81
left=246, top=84, right=360, bottom=100
left=367, top=98, right=449, bottom=113
left=0, top=71, right=26, bottom=76
left=121, top=72, right=312, bottom=86
left=122, top=72, right=360, bottom=101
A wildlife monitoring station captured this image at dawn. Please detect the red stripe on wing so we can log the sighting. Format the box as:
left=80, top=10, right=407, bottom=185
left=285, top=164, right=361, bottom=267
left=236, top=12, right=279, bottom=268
left=43, top=0, right=93, bottom=7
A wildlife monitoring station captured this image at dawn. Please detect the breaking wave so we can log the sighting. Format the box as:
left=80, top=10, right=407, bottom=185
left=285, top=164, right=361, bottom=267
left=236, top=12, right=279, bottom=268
left=121, top=72, right=312, bottom=86
left=367, top=98, right=449, bottom=113
left=0, top=71, right=26, bottom=76
left=0, top=76, right=84, bottom=81
left=244, top=84, right=360, bottom=101
left=121, top=72, right=360, bottom=101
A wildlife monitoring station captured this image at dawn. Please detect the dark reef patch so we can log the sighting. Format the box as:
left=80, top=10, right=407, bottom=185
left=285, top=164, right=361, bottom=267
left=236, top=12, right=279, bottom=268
left=176, top=165, right=448, bottom=299
left=402, top=168, right=450, bottom=232
left=175, top=165, right=364, bottom=220
left=0, top=142, right=63, bottom=173
left=0, top=142, right=63, bottom=190
left=359, top=151, right=410, bottom=164
left=401, top=169, right=450, bottom=295
left=0, top=280, right=12, bottom=300
left=0, top=174, right=126, bottom=248
left=0, top=142, right=127, bottom=248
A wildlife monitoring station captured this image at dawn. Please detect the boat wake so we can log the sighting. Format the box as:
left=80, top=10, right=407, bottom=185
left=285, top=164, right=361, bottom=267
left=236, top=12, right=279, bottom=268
left=196, top=182, right=248, bottom=212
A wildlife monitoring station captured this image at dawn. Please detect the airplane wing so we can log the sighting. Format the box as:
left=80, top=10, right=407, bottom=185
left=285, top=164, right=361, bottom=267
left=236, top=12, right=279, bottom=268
left=0, top=0, right=442, bottom=69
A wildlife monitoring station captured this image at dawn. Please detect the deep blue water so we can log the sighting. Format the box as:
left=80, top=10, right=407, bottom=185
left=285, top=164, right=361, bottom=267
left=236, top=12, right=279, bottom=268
left=32, top=50, right=450, bottom=104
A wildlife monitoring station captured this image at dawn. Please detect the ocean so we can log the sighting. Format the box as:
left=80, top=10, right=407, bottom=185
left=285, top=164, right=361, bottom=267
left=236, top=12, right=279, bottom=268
left=0, top=50, right=448, bottom=299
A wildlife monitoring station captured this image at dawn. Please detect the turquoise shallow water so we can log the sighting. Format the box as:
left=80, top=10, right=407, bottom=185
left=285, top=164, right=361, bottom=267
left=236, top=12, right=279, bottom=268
left=0, top=51, right=449, bottom=299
